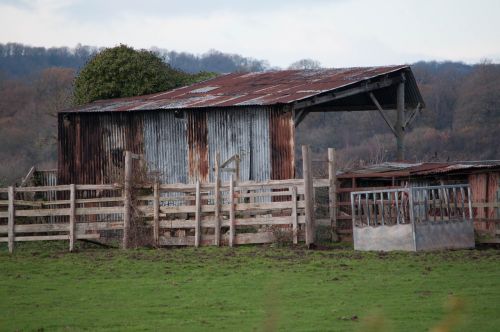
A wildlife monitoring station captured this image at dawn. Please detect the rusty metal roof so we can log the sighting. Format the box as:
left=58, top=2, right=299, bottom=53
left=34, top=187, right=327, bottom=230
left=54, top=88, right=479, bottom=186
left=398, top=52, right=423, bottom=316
left=63, top=65, right=416, bottom=113
left=338, top=161, right=500, bottom=179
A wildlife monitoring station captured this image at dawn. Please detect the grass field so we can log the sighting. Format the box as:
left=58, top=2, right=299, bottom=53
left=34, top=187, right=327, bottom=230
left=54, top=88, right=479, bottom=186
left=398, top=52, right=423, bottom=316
left=0, top=242, right=499, bottom=331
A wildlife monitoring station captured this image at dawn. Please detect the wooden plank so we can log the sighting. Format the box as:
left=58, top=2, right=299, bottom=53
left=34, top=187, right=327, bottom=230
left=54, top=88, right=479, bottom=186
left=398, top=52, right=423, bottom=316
left=194, top=181, right=201, bottom=247
left=13, top=206, right=123, bottom=217
left=235, top=232, right=275, bottom=245
left=76, top=184, right=122, bottom=190
left=123, top=151, right=132, bottom=249
left=157, top=215, right=296, bottom=229
left=0, top=223, right=67, bottom=233
left=236, top=190, right=292, bottom=198
left=369, top=92, right=397, bottom=136
left=8, top=186, right=15, bottom=253
left=328, top=148, right=337, bottom=238
left=229, top=175, right=235, bottom=247
left=294, top=76, right=399, bottom=109
left=69, top=184, right=76, bottom=252
left=302, top=145, right=315, bottom=246
left=14, top=185, right=71, bottom=192
left=159, top=232, right=277, bottom=246
left=232, top=201, right=294, bottom=212
left=6, top=200, right=43, bottom=207
left=0, top=221, right=124, bottom=234
left=76, top=197, right=123, bottom=204
left=137, top=195, right=198, bottom=202
left=0, top=233, right=100, bottom=242
left=77, top=221, right=124, bottom=232
left=292, top=186, right=298, bottom=244
left=153, top=182, right=160, bottom=247
left=4, top=196, right=122, bottom=207
left=214, top=152, right=221, bottom=246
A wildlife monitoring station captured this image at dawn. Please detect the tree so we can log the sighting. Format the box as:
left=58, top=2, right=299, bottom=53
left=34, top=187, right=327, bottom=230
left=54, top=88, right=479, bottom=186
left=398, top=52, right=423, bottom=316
left=288, top=58, right=322, bottom=70
left=73, top=45, right=186, bottom=105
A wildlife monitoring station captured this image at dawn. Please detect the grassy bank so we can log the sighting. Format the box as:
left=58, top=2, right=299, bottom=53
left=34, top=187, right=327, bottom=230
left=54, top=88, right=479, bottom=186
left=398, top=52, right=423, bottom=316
left=0, top=242, right=499, bottom=331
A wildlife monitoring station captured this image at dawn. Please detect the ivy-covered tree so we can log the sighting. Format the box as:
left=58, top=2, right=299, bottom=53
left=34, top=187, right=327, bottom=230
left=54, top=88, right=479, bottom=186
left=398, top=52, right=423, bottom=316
left=73, top=45, right=186, bottom=105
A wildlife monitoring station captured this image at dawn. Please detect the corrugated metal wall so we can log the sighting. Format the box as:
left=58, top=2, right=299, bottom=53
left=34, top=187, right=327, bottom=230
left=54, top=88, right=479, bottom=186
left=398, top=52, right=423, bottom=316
left=58, top=112, right=144, bottom=185
left=58, top=106, right=295, bottom=185
left=143, top=111, right=188, bottom=183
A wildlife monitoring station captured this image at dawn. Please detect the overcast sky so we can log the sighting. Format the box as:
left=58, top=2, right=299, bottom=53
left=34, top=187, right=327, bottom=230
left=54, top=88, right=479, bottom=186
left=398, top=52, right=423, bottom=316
left=1, top=0, right=499, bottom=68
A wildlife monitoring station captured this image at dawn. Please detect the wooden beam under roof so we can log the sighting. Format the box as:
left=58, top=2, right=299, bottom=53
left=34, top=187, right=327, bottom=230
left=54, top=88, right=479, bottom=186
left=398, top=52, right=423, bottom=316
left=293, top=76, right=403, bottom=110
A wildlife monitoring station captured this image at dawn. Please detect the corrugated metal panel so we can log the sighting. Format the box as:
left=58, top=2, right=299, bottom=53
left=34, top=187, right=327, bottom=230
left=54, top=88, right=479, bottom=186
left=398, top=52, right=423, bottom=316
left=339, top=161, right=500, bottom=179
left=207, top=107, right=271, bottom=182
left=250, top=107, right=271, bottom=182
left=270, top=108, right=294, bottom=180
left=34, top=170, right=58, bottom=187
left=143, top=111, right=188, bottom=184
left=186, top=111, right=208, bottom=183
left=58, top=107, right=286, bottom=185
left=58, top=112, right=143, bottom=185
left=62, top=65, right=422, bottom=113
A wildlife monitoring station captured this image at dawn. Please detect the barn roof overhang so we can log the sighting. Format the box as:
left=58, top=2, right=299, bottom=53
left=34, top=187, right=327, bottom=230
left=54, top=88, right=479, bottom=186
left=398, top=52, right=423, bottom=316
left=60, top=65, right=424, bottom=118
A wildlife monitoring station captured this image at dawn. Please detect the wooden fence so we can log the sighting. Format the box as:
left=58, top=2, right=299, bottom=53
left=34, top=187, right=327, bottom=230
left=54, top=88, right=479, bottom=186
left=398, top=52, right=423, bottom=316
left=0, top=146, right=337, bottom=253
left=0, top=184, right=124, bottom=253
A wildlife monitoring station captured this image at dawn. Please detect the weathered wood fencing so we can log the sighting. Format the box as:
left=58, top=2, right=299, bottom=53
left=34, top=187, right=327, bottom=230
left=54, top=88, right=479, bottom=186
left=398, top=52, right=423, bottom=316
left=0, top=184, right=124, bottom=253
left=0, top=146, right=338, bottom=252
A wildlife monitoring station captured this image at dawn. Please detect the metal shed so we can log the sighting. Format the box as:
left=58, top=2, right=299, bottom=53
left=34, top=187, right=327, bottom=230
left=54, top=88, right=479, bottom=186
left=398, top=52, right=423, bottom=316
left=337, top=161, right=500, bottom=243
left=58, top=65, right=424, bottom=185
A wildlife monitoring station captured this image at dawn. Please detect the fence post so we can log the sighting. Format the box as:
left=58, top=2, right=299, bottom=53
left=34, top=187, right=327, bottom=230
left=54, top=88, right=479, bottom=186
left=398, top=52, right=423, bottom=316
left=8, top=186, right=15, bottom=254
left=235, top=154, right=240, bottom=181
left=123, top=151, right=132, bottom=249
left=195, top=181, right=201, bottom=247
left=69, top=184, right=76, bottom=252
left=302, top=145, right=315, bottom=247
left=214, top=152, right=221, bottom=246
left=328, top=148, right=337, bottom=241
left=153, top=181, right=160, bottom=247
left=229, top=174, right=236, bottom=247
left=291, top=186, right=298, bottom=244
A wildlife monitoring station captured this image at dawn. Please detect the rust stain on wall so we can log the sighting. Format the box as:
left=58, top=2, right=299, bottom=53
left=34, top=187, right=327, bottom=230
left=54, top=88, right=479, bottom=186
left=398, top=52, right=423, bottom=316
left=187, top=111, right=209, bottom=183
left=269, top=108, right=295, bottom=180
left=58, top=112, right=143, bottom=185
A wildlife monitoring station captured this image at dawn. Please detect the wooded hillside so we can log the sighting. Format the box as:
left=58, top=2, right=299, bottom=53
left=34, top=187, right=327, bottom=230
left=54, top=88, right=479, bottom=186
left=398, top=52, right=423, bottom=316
left=1, top=43, right=499, bottom=185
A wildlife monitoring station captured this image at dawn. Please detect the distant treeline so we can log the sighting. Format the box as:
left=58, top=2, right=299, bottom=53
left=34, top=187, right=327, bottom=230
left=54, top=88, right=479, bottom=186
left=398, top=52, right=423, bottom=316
left=0, top=43, right=269, bottom=79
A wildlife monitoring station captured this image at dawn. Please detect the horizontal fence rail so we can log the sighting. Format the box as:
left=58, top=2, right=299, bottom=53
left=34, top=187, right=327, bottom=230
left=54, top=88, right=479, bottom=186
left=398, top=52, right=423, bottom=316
left=0, top=178, right=332, bottom=252
left=350, top=184, right=472, bottom=228
left=0, top=184, right=124, bottom=253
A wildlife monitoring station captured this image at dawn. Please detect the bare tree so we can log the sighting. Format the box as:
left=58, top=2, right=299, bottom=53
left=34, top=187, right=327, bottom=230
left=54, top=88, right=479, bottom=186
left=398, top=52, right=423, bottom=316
left=288, top=58, right=322, bottom=70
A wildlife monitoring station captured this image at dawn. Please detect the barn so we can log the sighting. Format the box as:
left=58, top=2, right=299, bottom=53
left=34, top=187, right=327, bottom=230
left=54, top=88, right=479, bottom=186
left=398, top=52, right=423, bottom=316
left=57, top=65, right=424, bottom=186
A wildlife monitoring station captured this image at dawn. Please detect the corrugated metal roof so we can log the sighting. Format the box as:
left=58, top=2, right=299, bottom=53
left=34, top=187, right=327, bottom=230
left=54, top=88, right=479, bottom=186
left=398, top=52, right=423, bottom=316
left=339, top=161, right=500, bottom=178
left=62, top=65, right=418, bottom=113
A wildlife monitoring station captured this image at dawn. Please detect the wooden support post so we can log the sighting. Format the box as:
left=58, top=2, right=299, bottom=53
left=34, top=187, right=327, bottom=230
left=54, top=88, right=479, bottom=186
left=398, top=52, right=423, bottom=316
left=194, top=181, right=201, bottom=247
left=302, top=145, right=315, bottom=247
left=8, top=186, right=15, bottom=254
left=328, top=148, right=337, bottom=241
left=235, top=154, right=241, bottom=181
left=69, top=184, right=76, bottom=252
left=123, top=151, right=132, bottom=249
left=396, top=74, right=406, bottom=161
left=291, top=186, right=298, bottom=244
left=214, top=152, right=221, bottom=246
left=229, top=174, right=235, bottom=247
left=153, top=182, right=160, bottom=247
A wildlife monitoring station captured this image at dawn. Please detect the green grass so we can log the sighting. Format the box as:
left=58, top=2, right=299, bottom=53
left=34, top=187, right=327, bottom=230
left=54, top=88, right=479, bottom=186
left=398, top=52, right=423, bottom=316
left=0, top=242, right=499, bottom=331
